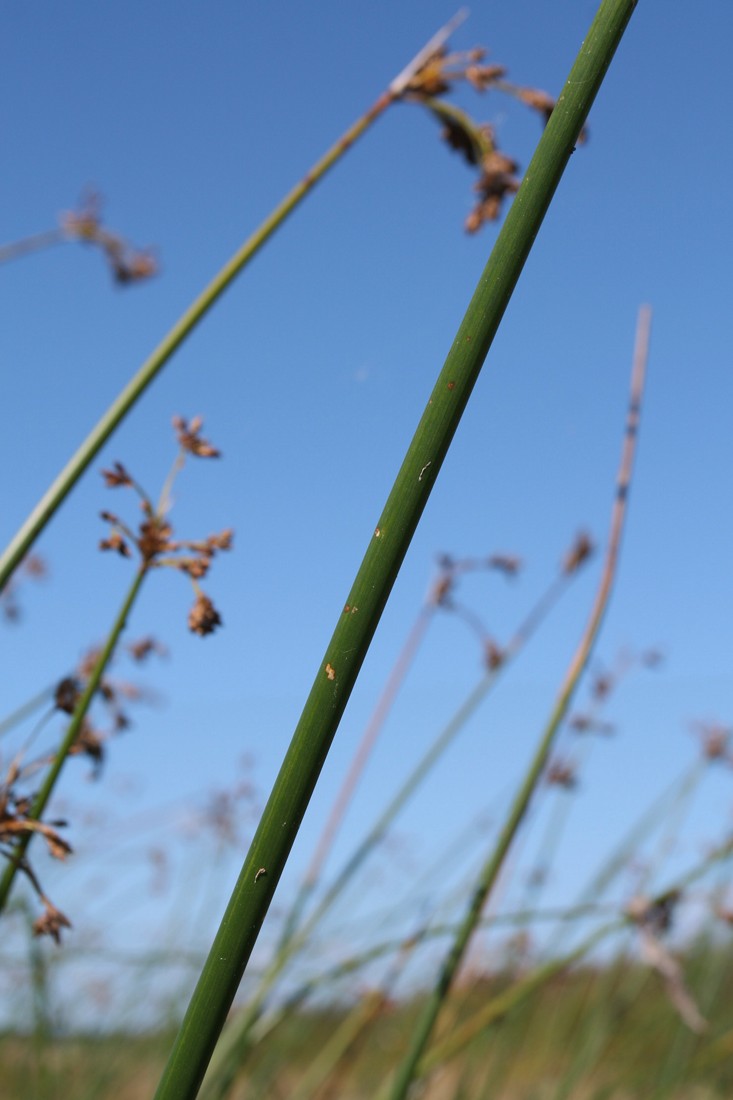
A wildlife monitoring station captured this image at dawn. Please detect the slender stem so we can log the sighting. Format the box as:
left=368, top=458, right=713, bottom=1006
left=385, top=305, right=651, bottom=1100
left=153, top=6, right=639, bottom=1098
left=0, top=566, right=146, bottom=914
left=0, top=12, right=466, bottom=595
left=0, top=685, right=56, bottom=740
left=0, top=229, right=66, bottom=264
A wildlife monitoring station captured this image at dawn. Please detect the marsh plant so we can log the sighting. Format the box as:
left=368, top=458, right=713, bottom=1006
left=5, top=3, right=730, bottom=1099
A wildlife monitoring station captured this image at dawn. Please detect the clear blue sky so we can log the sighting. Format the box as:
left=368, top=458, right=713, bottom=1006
left=2, top=2, right=733, bottom=1026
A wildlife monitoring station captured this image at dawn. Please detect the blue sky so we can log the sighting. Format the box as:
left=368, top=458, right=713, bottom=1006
left=2, top=2, right=733, bottom=1025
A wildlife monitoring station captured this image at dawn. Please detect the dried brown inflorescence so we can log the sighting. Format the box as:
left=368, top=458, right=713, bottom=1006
left=0, top=553, right=47, bottom=623
left=172, top=415, right=221, bottom=459
left=59, top=190, right=158, bottom=286
left=429, top=549, right=522, bottom=671
left=692, top=720, right=733, bottom=766
left=188, top=594, right=223, bottom=638
left=0, top=762, right=73, bottom=943
left=401, top=44, right=586, bottom=233
left=568, top=646, right=663, bottom=742
left=546, top=757, right=578, bottom=790
left=627, top=890, right=708, bottom=1034
left=562, top=531, right=595, bottom=575
left=47, top=639, right=164, bottom=779
left=99, top=415, right=232, bottom=638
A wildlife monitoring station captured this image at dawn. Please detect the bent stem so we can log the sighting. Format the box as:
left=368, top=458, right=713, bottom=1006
left=0, top=15, right=465, bottom=596
left=0, top=566, right=147, bottom=915
left=382, top=305, right=651, bottom=1100
left=154, top=5, right=639, bottom=1098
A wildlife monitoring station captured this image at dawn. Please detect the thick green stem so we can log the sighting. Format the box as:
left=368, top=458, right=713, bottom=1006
left=153, top=4, right=639, bottom=1097
left=0, top=567, right=146, bottom=914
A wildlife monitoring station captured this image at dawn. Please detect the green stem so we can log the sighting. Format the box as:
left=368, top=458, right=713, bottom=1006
left=153, top=4, right=639, bottom=1097
left=0, top=566, right=146, bottom=914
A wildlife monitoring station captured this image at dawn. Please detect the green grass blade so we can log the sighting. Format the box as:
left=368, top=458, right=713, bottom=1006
left=153, top=4, right=638, bottom=1097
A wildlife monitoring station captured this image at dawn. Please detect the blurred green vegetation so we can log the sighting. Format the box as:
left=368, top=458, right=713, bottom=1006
left=3, top=934, right=733, bottom=1100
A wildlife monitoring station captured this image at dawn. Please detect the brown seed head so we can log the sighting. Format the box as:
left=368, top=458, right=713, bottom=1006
left=488, top=553, right=522, bottom=577
left=207, top=528, right=234, bottom=552
left=33, top=902, right=72, bottom=945
left=99, top=532, right=132, bottom=558
left=111, top=249, right=158, bottom=284
left=563, top=531, right=594, bottom=574
left=54, top=676, right=81, bottom=715
left=483, top=639, right=504, bottom=671
left=101, top=461, right=133, bottom=488
left=465, top=63, right=507, bottom=92
left=546, top=759, right=578, bottom=790
left=405, top=47, right=451, bottom=97
left=188, top=593, right=223, bottom=637
left=172, top=415, right=220, bottom=458
left=127, top=636, right=167, bottom=663
left=138, top=518, right=173, bottom=562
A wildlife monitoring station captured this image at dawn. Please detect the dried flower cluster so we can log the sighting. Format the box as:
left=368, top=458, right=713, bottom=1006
left=59, top=191, right=158, bottom=285
left=562, top=531, right=595, bottom=575
left=692, top=720, right=733, bottom=766
left=568, top=648, right=663, bottom=746
left=53, top=640, right=159, bottom=777
left=430, top=549, right=523, bottom=671
left=0, top=636, right=164, bottom=941
left=0, top=761, right=72, bottom=942
left=1, top=553, right=47, bottom=623
left=547, top=648, right=664, bottom=797
left=545, top=758, right=578, bottom=790
left=99, top=415, right=232, bottom=636
left=627, top=890, right=708, bottom=1034
left=402, top=45, right=586, bottom=233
